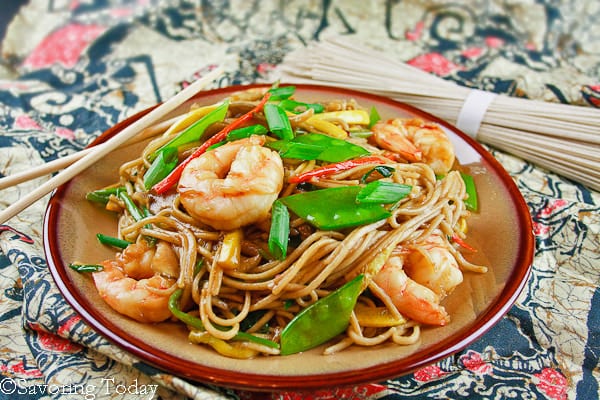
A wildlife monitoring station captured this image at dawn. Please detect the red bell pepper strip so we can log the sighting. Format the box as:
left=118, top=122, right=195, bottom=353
left=288, top=155, right=388, bottom=184
left=152, top=92, right=272, bottom=194
left=451, top=233, right=477, bottom=252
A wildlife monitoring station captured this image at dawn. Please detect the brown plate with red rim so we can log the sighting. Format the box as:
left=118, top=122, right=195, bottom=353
left=44, top=84, right=534, bottom=391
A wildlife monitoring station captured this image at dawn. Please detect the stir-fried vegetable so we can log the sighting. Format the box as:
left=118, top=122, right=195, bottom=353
left=96, top=233, right=131, bottom=249
left=152, top=92, right=272, bottom=194
left=268, top=133, right=369, bottom=163
left=69, top=263, right=104, bottom=272
left=279, top=99, right=324, bottom=114
left=264, top=103, right=294, bottom=140
left=288, top=156, right=386, bottom=184
left=143, top=147, right=179, bottom=190
left=460, top=172, right=479, bottom=212
left=280, top=274, right=365, bottom=355
left=268, top=200, right=289, bottom=260
left=118, top=191, right=144, bottom=221
left=226, top=124, right=268, bottom=141
left=85, top=187, right=123, bottom=204
left=280, top=181, right=411, bottom=230
left=168, top=289, right=279, bottom=349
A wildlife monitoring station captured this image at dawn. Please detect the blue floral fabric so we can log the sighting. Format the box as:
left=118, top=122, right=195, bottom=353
left=0, top=1, right=598, bottom=399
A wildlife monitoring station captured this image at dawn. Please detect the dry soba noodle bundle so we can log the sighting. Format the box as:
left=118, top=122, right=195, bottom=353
left=74, top=85, right=487, bottom=358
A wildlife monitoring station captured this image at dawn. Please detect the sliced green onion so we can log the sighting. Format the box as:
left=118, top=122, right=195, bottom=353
left=118, top=191, right=144, bottom=222
left=356, top=181, right=412, bottom=204
left=360, top=166, right=395, bottom=183
left=279, top=99, right=325, bottom=114
left=226, top=124, right=268, bottom=141
left=69, top=263, right=104, bottom=273
left=143, top=147, right=179, bottom=190
left=267, top=85, right=295, bottom=100
left=461, top=172, right=479, bottom=212
left=369, top=106, right=381, bottom=128
left=96, top=233, right=131, bottom=249
left=85, top=187, right=124, bottom=204
left=268, top=200, right=290, bottom=260
left=264, top=103, right=294, bottom=140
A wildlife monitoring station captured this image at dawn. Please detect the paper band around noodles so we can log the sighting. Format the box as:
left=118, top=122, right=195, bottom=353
left=456, top=89, right=497, bottom=139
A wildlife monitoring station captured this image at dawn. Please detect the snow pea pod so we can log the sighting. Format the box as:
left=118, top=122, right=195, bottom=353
left=279, top=274, right=364, bottom=355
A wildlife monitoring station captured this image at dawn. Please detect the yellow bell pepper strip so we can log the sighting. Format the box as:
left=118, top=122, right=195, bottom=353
left=149, top=100, right=229, bottom=161
left=279, top=99, right=324, bottom=114
left=152, top=92, right=271, bottom=194
left=162, top=103, right=222, bottom=137
left=279, top=274, right=365, bottom=355
left=354, top=304, right=407, bottom=327
left=460, top=172, right=479, bottom=212
left=96, top=233, right=131, bottom=249
left=268, top=200, right=289, bottom=260
left=308, top=109, right=370, bottom=125
left=188, top=331, right=259, bottom=359
left=143, top=147, right=178, bottom=189
left=216, top=229, right=243, bottom=269
left=303, top=117, right=348, bottom=139
left=288, top=155, right=387, bottom=184
left=264, top=103, right=294, bottom=140
left=168, top=288, right=279, bottom=349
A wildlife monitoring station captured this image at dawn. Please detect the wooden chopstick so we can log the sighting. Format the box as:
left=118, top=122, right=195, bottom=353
left=0, top=116, right=179, bottom=191
left=0, top=67, right=223, bottom=224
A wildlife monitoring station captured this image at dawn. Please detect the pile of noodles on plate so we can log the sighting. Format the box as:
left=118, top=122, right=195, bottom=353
left=75, top=85, right=487, bottom=358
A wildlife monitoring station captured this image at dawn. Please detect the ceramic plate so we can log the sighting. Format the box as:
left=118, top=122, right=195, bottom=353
left=44, top=84, right=534, bottom=391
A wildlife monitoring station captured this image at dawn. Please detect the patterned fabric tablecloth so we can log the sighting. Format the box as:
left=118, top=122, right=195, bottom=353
left=0, top=1, right=599, bottom=399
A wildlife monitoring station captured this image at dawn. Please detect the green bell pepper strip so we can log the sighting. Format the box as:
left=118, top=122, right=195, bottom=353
left=152, top=92, right=271, bottom=194
left=143, top=147, right=179, bottom=190
left=356, top=181, right=412, bottom=204
left=150, top=100, right=229, bottom=161
left=69, top=263, right=104, bottom=273
left=280, top=185, right=391, bottom=230
left=264, top=103, right=294, bottom=140
left=96, top=233, right=131, bottom=249
left=168, top=289, right=279, bottom=349
left=267, top=85, right=295, bottom=100
left=226, top=124, right=268, bottom=141
left=268, top=200, right=290, bottom=260
left=85, top=186, right=124, bottom=204
left=278, top=99, right=325, bottom=114
left=279, top=274, right=365, bottom=355
left=460, top=172, right=479, bottom=212
left=288, top=155, right=387, bottom=184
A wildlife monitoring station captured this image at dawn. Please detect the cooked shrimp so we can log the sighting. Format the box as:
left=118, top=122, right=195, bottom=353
left=372, top=118, right=455, bottom=174
left=403, top=231, right=463, bottom=298
left=92, top=240, right=179, bottom=323
left=372, top=232, right=463, bottom=326
left=373, top=256, right=450, bottom=326
left=178, top=135, right=284, bottom=231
